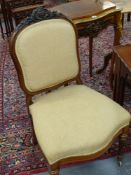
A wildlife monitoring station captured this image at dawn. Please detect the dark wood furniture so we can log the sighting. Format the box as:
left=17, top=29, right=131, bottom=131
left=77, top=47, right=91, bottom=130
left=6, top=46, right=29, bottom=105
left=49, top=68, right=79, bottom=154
left=0, top=0, right=14, bottom=38
left=121, top=1, right=131, bottom=25
left=105, top=0, right=131, bottom=25
left=51, top=0, right=122, bottom=77
left=0, top=0, right=46, bottom=37
left=6, top=0, right=45, bottom=26
left=127, top=13, right=130, bottom=21
left=0, top=16, right=4, bottom=38
left=113, top=44, right=131, bottom=106
left=122, top=0, right=131, bottom=23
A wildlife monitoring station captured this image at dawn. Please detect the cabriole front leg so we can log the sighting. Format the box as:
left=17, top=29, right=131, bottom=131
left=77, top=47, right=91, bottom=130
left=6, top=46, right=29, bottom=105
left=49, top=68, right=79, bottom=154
left=117, top=127, right=129, bottom=166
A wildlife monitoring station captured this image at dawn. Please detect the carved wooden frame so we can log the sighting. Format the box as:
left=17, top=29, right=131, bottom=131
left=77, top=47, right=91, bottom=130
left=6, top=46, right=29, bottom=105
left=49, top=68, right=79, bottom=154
left=9, top=17, right=130, bottom=175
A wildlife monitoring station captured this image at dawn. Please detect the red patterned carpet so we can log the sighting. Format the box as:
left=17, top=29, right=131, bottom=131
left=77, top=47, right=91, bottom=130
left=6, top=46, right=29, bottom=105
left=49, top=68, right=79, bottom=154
left=0, top=19, right=131, bottom=174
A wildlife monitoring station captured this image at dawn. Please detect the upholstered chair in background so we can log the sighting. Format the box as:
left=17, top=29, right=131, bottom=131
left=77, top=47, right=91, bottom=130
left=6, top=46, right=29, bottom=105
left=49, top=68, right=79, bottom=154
left=9, top=17, right=131, bottom=175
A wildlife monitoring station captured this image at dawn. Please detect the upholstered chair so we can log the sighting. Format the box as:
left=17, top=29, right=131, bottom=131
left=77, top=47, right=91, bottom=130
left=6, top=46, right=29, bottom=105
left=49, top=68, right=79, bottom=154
left=9, top=17, right=131, bottom=175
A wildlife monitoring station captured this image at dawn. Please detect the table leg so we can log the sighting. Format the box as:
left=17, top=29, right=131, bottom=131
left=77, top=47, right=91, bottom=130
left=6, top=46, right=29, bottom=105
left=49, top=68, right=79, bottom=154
left=89, top=37, right=93, bottom=77
left=114, top=11, right=122, bottom=46
left=127, top=13, right=130, bottom=22
left=109, top=11, right=122, bottom=87
left=96, top=53, right=112, bottom=74
left=0, top=18, right=4, bottom=39
left=97, top=11, right=122, bottom=74
left=6, top=4, right=14, bottom=32
left=110, top=52, right=115, bottom=89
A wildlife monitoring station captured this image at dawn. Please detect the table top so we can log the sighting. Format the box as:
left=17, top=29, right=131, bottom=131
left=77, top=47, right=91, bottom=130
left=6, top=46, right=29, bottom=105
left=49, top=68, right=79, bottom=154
left=50, top=0, right=117, bottom=22
left=114, top=44, right=131, bottom=72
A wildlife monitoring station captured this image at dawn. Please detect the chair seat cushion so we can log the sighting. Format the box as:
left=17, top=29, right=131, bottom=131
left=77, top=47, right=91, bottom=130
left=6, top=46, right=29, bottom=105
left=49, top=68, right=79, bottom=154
left=30, top=85, right=130, bottom=164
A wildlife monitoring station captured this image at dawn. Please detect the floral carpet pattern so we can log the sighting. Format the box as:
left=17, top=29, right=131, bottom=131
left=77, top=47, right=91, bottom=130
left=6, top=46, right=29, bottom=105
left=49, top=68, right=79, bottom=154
left=0, top=19, right=131, bottom=174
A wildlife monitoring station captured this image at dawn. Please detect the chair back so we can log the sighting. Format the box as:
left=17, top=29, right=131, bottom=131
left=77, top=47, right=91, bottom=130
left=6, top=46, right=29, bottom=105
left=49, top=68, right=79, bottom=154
left=10, top=18, right=80, bottom=94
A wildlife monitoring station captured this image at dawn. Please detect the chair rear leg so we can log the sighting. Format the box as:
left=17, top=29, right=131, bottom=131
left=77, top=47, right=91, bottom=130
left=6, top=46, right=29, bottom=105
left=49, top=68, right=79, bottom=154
left=49, top=170, right=60, bottom=175
left=117, top=127, right=129, bottom=166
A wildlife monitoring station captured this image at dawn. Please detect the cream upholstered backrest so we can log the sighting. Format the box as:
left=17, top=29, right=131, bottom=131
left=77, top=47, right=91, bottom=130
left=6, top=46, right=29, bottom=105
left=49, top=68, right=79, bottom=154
left=14, top=18, right=79, bottom=92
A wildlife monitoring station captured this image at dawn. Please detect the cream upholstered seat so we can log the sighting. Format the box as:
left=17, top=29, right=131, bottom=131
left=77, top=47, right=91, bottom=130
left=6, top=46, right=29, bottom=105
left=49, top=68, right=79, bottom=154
left=30, top=85, right=130, bottom=165
left=10, top=17, right=131, bottom=175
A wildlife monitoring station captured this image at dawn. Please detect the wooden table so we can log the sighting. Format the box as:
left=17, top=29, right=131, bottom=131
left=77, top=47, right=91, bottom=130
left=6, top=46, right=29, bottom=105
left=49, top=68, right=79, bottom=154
left=113, top=44, right=131, bottom=105
left=107, top=0, right=131, bottom=13
left=116, top=0, right=131, bottom=23
left=0, top=0, right=45, bottom=38
left=0, top=0, right=14, bottom=38
left=51, top=0, right=122, bottom=76
left=104, top=0, right=131, bottom=23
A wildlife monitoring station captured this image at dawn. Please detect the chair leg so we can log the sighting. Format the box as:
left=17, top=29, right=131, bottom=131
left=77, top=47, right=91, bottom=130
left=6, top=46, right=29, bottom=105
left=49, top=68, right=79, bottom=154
left=49, top=170, right=60, bottom=175
left=117, top=127, right=129, bottom=166
left=26, top=96, right=38, bottom=145
left=49, top=164, right=60, bottom=175
left=0, top=18, right=4, bottom=39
